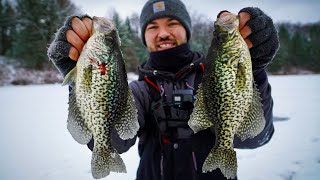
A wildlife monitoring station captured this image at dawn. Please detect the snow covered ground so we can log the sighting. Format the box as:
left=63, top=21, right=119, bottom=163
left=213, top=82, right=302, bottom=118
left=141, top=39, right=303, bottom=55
left=0, top=74, right=319, bottom=180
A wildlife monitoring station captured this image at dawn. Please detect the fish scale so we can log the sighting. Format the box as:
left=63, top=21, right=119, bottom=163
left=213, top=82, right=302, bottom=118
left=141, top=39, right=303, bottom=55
left=188, top=14, right=265, bottom=179
left=62, top=16, right=139, bottom=179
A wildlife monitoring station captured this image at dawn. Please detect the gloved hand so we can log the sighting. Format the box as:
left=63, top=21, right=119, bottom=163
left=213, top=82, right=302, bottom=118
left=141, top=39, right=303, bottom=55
left=219, top=7, right=280, bottom=70
left=47, top=14, right=92, bottom=76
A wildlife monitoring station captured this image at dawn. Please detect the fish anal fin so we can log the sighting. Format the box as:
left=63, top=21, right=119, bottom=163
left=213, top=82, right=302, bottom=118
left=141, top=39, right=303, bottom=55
left=114, top=89, right=139, bottom=140
left=188, top=85, right=213, bottom=133
left=67, top=89, right=92, bottom=144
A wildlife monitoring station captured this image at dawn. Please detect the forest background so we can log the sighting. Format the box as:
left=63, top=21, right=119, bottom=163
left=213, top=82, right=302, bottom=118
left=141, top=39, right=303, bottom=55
left=0, top=0, right=319, bottom=85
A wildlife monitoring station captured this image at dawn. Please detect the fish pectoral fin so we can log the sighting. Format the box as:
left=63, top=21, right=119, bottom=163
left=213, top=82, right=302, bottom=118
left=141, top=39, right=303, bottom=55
left=83, top=65, right=93, bottom=89
left=236, top=82, right=266, bottom=141
left=67, top=89, right=92, bottom=144
left=202, top=146, right=237, bottom=179
left=62, top=66, right=77, bottom=86
left=188, top=85, right=213, bottom=133
left=114, top=89, right=139, bottom=140
left=91, top=145, right=126, bottom=179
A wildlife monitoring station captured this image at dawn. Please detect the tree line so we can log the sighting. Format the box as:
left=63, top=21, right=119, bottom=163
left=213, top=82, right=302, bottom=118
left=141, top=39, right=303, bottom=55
left=0, top=0, right=319, bottom=73
left=0, top=0, right=79, bottom=69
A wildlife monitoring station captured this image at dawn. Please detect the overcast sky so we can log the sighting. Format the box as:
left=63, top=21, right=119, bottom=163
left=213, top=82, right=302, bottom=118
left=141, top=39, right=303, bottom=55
left=72, top=0, right=320, bottom=24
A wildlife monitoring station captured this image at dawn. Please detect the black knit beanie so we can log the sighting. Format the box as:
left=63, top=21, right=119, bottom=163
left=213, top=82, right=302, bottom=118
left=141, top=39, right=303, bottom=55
left=140, top=0, right=192, bottom=46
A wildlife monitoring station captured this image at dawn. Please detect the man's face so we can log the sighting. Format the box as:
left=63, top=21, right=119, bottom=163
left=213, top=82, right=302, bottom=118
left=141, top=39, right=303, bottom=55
left=144, top=17, right=187, bottom=52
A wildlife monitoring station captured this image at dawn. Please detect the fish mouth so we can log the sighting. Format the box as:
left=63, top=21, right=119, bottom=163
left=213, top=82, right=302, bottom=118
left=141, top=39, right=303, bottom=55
left=92, top=16, right=116, bottom=34
left=215, top=14, right=239, bottom=32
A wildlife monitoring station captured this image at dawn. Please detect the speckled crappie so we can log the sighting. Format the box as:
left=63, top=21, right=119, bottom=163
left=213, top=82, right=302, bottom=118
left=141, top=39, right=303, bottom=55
left=62, top=16, right=139, bottom=179
left=188, top=14, right=265, bottom=179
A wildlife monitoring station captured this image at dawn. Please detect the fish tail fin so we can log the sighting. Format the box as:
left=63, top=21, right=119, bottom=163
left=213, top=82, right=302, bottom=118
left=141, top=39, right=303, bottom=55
left=91, top=145, right=126, bottom=179
left=202, top=146, right=237, bottom=179
left=114, top=89, right=139, bottom=140
left=188, top=85, right=213, bottom=133
left=236, top=83, right=266, bottom=141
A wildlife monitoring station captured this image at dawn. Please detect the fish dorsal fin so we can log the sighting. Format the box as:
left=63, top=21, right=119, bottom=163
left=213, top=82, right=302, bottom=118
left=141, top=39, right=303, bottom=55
left=62, top=66, right=77, bottom=86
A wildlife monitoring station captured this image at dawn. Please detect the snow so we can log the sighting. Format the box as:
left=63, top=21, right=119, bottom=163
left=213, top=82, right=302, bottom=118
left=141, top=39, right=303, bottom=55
left=237, top=75, right=320, bottom=180
left=0, top=74, right=319, bottom=180
left=0, top=56, right=63, bottom=86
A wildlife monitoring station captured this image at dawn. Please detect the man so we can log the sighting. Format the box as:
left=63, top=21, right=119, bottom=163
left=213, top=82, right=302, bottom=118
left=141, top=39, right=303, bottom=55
left=47, top=0, right=279, bottom=179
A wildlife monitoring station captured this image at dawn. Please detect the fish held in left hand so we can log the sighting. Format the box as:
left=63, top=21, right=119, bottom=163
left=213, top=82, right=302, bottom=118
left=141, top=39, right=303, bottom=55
left=188, top=14, right=265, bottom=179
left=62, top=16, right=139, bottom=179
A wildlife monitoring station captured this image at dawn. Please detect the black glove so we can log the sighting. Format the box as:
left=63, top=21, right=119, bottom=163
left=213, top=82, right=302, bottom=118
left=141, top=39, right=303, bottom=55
left=47, top=14, right=91, bottom=77
left=239, top=7, right=279, bottom=70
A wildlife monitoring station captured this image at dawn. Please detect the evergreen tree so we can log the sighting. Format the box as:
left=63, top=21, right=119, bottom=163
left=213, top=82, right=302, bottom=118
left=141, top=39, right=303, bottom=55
left=269, top=22, right=320, bottom=74
left=112, top=12, right=132, bottom=46
left=8, top=0, right=79, bottom=69
left=122, top=17, right=140, bottom=72
left=128, top=13, right=148, bottom=64
left=268, top=23, right=291, bottom=73
left=0, top=0, right=3, bottom=54
left=190, top=12, right=213, bottom=54
left=306, top=23, right=320, bottom=72
left=111, top=12, right=141, bottom=72
left=288, top=26, right=309, bottom=68
left=0, top=0, right=15, bottom=55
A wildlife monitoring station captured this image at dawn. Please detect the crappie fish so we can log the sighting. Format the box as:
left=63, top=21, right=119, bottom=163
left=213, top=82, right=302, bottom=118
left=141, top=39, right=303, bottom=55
left=188, top=14, right=265, bottom=179
left=62, top=16, right=139, bottom=179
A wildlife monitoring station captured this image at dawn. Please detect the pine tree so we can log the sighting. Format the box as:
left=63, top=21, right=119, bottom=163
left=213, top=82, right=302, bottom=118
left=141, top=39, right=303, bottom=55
left=110, top=12, right=140, bottom=72
left=0, top=0, right=3, bottom=54
left=307, top=23, right=320, bottom=72
left=8, top=0, right=79, bottom=69
left=127, top=13, right=148, bottom=64
left=268, top=23, right=291, bottom=73
left=190, top=12, right=213, bottom=54
left=124, top=17, right=140, bottom=72
left=0, top=0, right=15, bottom=55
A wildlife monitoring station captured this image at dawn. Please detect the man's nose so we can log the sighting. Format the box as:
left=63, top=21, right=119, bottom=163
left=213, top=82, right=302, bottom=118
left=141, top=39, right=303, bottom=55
left=158, top=27, right=170, bottom=39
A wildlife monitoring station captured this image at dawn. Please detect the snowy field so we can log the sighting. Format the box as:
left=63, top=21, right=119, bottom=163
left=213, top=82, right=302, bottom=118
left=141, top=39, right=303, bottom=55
left=0, top=74, right=319, bottom=180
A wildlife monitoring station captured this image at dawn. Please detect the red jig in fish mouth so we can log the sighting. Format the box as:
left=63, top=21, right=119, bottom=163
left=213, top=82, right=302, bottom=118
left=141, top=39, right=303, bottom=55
left=99, top=63, right=107, bottom=75
left=89, top=57, right=107, bottom=75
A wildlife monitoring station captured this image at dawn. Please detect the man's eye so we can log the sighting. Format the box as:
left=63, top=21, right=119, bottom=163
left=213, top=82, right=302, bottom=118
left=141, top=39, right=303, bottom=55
left=168, top=22, right=180, bottom=26
left=147, top=26, right=157, bottom=30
